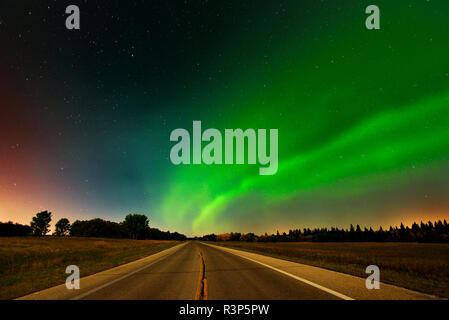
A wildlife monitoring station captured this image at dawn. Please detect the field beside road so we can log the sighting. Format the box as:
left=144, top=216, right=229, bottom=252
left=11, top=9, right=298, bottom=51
left=0, top=237, right=180, bottom=299
left=214, top=241, right=449, bottom=298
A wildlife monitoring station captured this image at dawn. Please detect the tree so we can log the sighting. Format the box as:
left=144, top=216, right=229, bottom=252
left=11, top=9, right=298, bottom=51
left=54, top=218, right=71, bottom=236
left=30, top=211, right=52, bottom=236
left=123, top=214, right=149, bottom=239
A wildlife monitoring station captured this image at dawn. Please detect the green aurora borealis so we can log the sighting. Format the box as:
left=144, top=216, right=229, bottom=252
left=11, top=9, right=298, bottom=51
left=1, top=1, right=449, bottom=235
left=158, top=0, right=449, bottom=234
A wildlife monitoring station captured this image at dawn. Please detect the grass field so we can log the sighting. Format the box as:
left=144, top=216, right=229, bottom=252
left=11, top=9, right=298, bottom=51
left=214, top=241, right=449, bottom=298
left=0, top=237, right=180, bottom=300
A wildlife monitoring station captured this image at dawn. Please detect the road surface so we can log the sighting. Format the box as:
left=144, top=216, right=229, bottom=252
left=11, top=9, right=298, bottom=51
left=19, top=241, right=436, bottom=300
left=78, top=241, right=339, bottom=300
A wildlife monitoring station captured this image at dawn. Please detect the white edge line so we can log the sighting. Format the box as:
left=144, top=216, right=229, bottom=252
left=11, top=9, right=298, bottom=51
left=205, top=243, right=354, bottom=301
left=71, top=242, right=187, bottom=300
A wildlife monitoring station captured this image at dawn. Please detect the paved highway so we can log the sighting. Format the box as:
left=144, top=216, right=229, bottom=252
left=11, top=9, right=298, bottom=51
left=19, top=241, right=435, bottom=300
left=76, top=241, right=338, bottom=300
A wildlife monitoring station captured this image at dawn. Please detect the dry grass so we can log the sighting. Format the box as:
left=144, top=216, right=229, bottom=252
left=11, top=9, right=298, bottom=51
left=215, top=241, right=449, bottom=298
left=0, top=237, right=180, bottom=300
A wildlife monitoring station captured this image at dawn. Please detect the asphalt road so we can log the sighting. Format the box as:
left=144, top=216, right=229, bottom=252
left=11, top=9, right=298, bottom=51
left=75, top=241, right=339, bottom=300
left=19, top=241, right=435, bottom=300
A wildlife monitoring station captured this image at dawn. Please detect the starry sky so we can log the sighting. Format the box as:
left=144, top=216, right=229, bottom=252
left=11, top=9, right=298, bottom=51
left=1, top=0, right=448, bottom=236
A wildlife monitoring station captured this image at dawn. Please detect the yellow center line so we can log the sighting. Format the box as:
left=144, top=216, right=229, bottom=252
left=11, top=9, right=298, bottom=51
left=195, top=249, right=207, bottom=300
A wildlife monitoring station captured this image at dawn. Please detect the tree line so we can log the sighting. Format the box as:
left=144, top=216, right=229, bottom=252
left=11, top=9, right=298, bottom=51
left=0, top=211, right=187, bottom=240
left=200, top=220, right=449, bottom=243
left=0, top=221, right=32, bottom=236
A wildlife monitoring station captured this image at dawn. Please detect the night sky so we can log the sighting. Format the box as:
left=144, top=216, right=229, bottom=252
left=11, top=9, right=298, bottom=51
left=1, top=1, right=449, bottom=236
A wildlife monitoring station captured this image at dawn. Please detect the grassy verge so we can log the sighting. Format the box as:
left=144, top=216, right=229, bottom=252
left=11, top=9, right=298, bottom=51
left=213, top=241, right=449, bottom=298
left=0, top=237, right=180, bottom=299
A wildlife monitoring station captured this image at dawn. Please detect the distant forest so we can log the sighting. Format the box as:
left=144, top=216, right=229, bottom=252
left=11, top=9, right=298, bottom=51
left=0, top=212, right=187, bottom=241
left=200, top=220, right=449, bottom=243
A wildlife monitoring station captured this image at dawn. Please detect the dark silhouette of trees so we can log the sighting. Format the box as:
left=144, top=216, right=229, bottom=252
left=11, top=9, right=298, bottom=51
left=30, top=211, right=52, bottom=236
left=202, top=233, right=217, bottom=241
left=0, top=222, right=31, bottom=236
left=69, top=217, right=186, bottom=240
left=146, top=228, right=187, bottom=241
left=201, top=220, right=449, bottom=243
left=70, top=218, right=128, bottom=238
left=123, top=214, right=149, bottom=239
left=54, top=218, right=71, bottom=236
left=230, top=232, right=241, bottom=241
left=2, top=212, right=187, bottom=240
left=241, top=233, right=257, bottom=241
